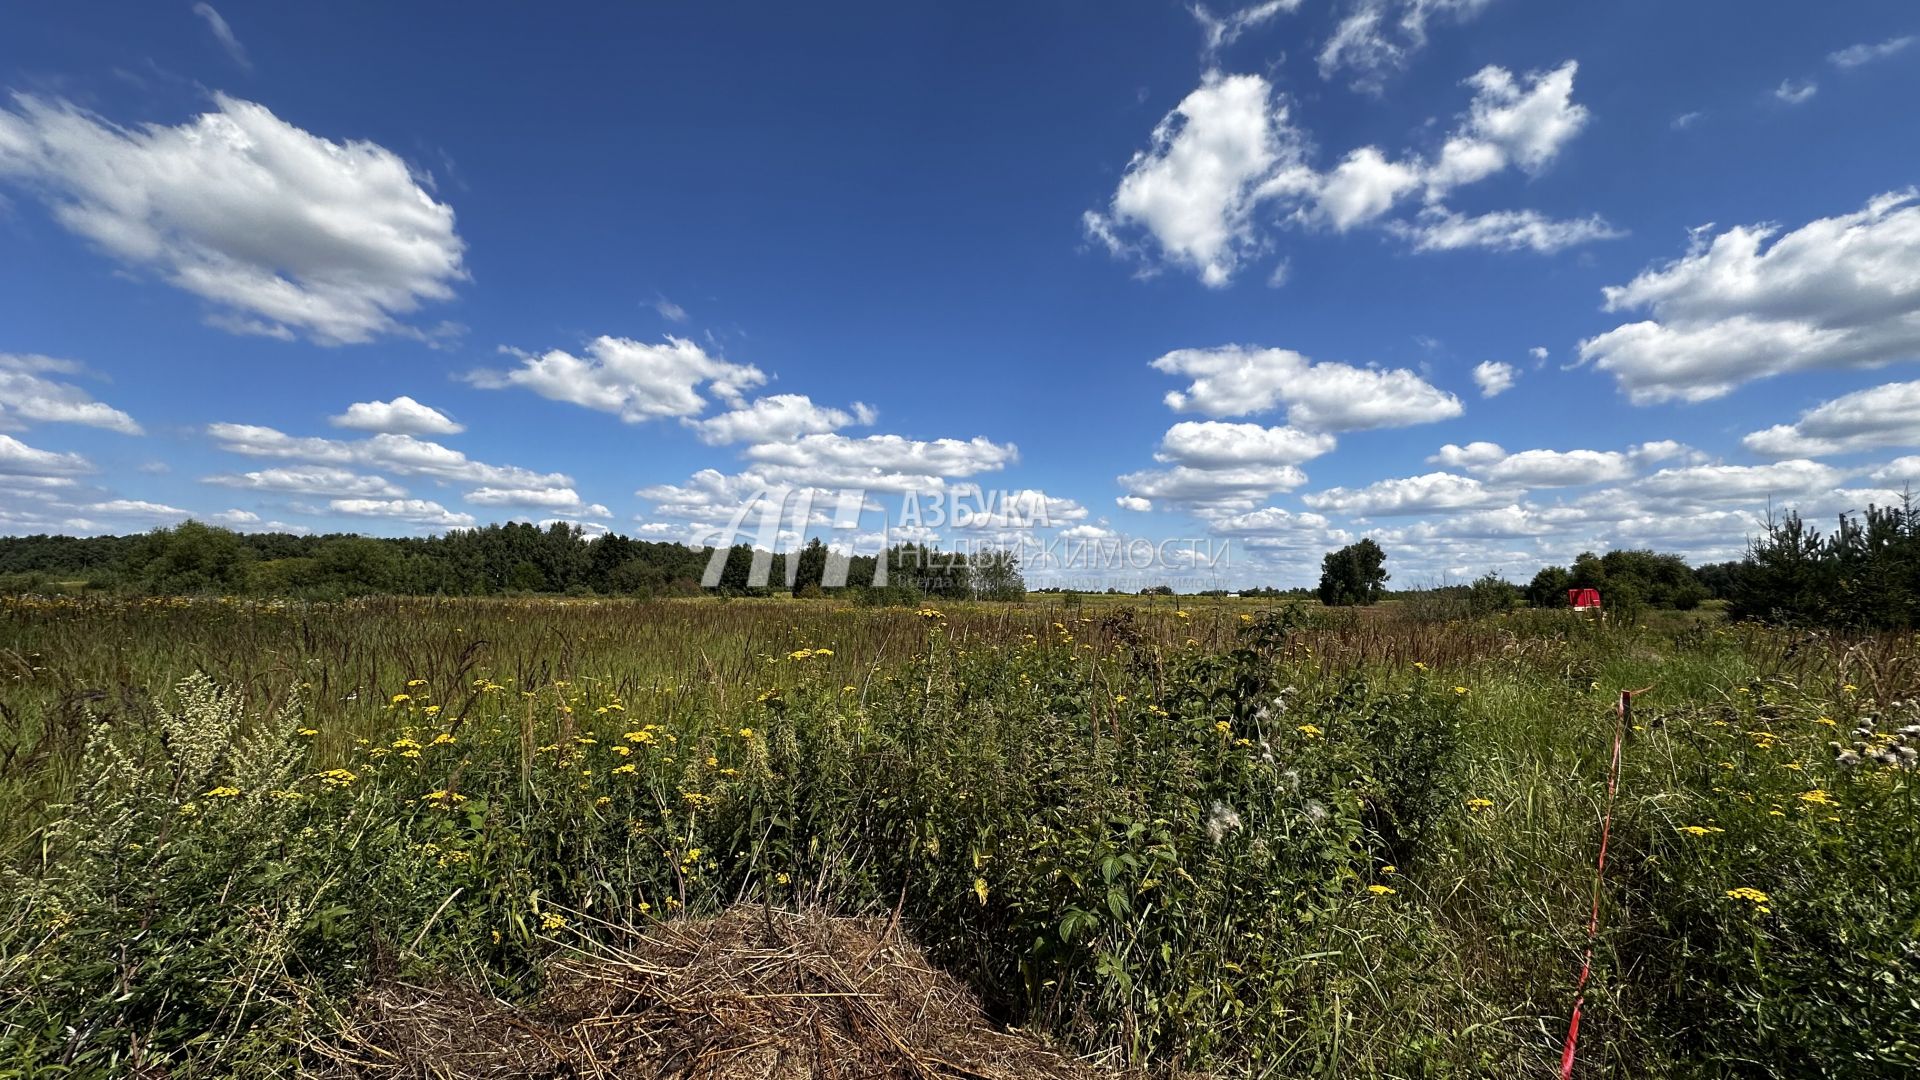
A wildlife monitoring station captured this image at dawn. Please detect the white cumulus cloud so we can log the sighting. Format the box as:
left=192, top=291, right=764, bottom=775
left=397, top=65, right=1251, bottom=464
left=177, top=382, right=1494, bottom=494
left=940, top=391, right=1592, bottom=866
left=330, top=498, right=475, bottom=529
left=1085, top=72, right=1310, bottom=287
left=1088, top=60, right=1608, bottom=283
left=687, top=394, right=876, bottom=445
left=1471, top=360, right=1516, bottom=397
left=1154, top=421, right=1337, bottom=467
left=0, top=94, right=466, bottom=344
left=330, top=395, right=464, bottom=436
left=1741, top=380, right=1920, bottom=458
left=1153, top=345, right=1463, bottom=430
left=0, top=354, right=141, bottom=434
left=0, top=434, right=94, bottom=476
left=470, top=335, right=766, bottom=422
left=465, top=486, right=610, bottom=517
left=1580, top=192, right=1920, bottom=403
left=1302, top=471, right=1516, bottom=515
left=203, top=465, right=405, bottom=498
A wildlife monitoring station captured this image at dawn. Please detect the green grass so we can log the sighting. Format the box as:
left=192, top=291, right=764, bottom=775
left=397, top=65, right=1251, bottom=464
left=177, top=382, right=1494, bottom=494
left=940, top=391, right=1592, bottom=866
left=1, top=595, right=1915, bottom=1077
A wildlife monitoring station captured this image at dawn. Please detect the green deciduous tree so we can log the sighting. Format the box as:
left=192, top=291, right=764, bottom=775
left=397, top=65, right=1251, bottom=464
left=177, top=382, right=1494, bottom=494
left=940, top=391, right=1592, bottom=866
left=1317, top=539, right=1388, bottom=606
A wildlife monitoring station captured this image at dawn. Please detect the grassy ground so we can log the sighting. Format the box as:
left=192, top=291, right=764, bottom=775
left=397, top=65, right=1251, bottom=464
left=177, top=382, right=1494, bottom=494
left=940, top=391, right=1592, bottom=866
left=1, top=594, right=1915, bottom=1077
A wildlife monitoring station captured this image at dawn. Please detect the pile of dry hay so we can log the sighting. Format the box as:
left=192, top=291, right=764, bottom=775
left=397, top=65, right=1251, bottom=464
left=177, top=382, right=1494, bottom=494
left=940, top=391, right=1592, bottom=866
left=309, top=905, right=1121, bottom=1079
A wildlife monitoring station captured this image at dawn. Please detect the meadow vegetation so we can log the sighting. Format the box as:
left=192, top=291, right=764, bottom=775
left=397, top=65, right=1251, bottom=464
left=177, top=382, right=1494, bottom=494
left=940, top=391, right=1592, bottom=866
left=1, top=592, right=1916, bottom=1077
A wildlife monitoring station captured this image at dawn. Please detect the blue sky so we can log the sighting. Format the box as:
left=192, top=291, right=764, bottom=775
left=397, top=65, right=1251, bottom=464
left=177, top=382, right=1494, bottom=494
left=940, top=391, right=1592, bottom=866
left=2, top=1, right=1918, bottom=588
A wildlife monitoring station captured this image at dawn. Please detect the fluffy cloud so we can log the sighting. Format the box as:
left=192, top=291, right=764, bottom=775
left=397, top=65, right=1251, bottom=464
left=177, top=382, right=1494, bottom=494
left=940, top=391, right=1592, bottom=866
left=1116, top=463, right=1309, bottom=508
left=1084, top=72, right=1310, bottom=286
left=1637, top=459, right=1842, bottom=503
left=207, top=423, right=569, bottom=488
left=1481, top=449, right=1634, bottom=487
left=0, top=94, right=465, bottom=344
left=1472, top=360, right=1516, bottom=397
left=1116, top=495, right=1153, bottom=512
left=687, top=395, right=877, bottom=445
left=330, top=498, right=475, bottom=528
left=0, top=354, right=141, bottom=434
left=1422, top=440, right=1692, bottom=487
left=1315, top=147, right=1422, bottom=230
left=1427, top=441, right=1506, bottom=468
left=1426, top=61, right=1590, bottom=191
left=1317, top=0, right=1494, bottom=88
left=204, top=465, right=406, bottom=498
left=741, top=433, right=1018, bottom=491
left=330, top=395, right=464, bottom=436
left=1869, top=456, right=1920, bottom=485
left=1206, top=505, right=1335, bottom=536
left=0, top=434, right=94, bottom=476
left=1088, top=60, right=1606, bottom=283
left=470, top=336, right=766, bottom=422
left=464, top=486, right=610, bottom=517
left=1313, top=61, right=1594, bottom=232
left=1830, top=36, right=1913, bottom=69
left=1741, top=381, right=1920, bottom=458
left=632, top=470, right=865, bottom=543
left=1580, top=192, right=1920, bottom=403
left=1392, top=207, right=1621, bottom=253
left=1154, top=421, right=1336, bottom=467
left=1302, top=472, right=1515, bottom=515
left=1153, top=345, right=1463, bottom=430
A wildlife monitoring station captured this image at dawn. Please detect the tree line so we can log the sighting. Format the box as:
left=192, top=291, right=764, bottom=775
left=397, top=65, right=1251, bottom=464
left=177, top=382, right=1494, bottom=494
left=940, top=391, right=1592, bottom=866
left=1314, top=502, right=1920, bottom=631
left=0, top=522, right=1026, bottom=602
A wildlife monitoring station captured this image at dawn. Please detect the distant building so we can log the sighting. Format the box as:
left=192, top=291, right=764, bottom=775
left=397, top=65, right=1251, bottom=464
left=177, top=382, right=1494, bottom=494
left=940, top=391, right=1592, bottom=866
left=1568, top=587, right=1602, bottom=612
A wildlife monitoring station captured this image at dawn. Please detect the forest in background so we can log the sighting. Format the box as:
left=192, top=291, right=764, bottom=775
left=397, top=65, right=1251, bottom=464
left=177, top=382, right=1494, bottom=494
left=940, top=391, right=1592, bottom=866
left=0, top=497, right=1917, bottom=629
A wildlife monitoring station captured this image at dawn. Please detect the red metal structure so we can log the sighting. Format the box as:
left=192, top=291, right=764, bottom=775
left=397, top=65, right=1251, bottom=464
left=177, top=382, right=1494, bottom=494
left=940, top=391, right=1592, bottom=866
left=1568, top=587, right=1602, bottom=611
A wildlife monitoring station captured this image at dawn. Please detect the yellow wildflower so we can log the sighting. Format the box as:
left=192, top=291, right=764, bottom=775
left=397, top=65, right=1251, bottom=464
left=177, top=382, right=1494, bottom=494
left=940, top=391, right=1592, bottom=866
left=1367, top=884, right=1397, bottom=896
left=1296, top=723, right=1323, bottom=738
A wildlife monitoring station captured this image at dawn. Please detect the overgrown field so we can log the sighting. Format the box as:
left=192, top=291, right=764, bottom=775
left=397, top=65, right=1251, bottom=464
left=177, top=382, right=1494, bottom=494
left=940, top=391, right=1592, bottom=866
left=1, top=595, right=1916, bottom=1077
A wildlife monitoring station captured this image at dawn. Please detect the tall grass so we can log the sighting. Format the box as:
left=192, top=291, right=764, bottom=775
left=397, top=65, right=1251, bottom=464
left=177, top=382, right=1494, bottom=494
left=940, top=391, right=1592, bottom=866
left=1, top=595, right=1915, bottom=1076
